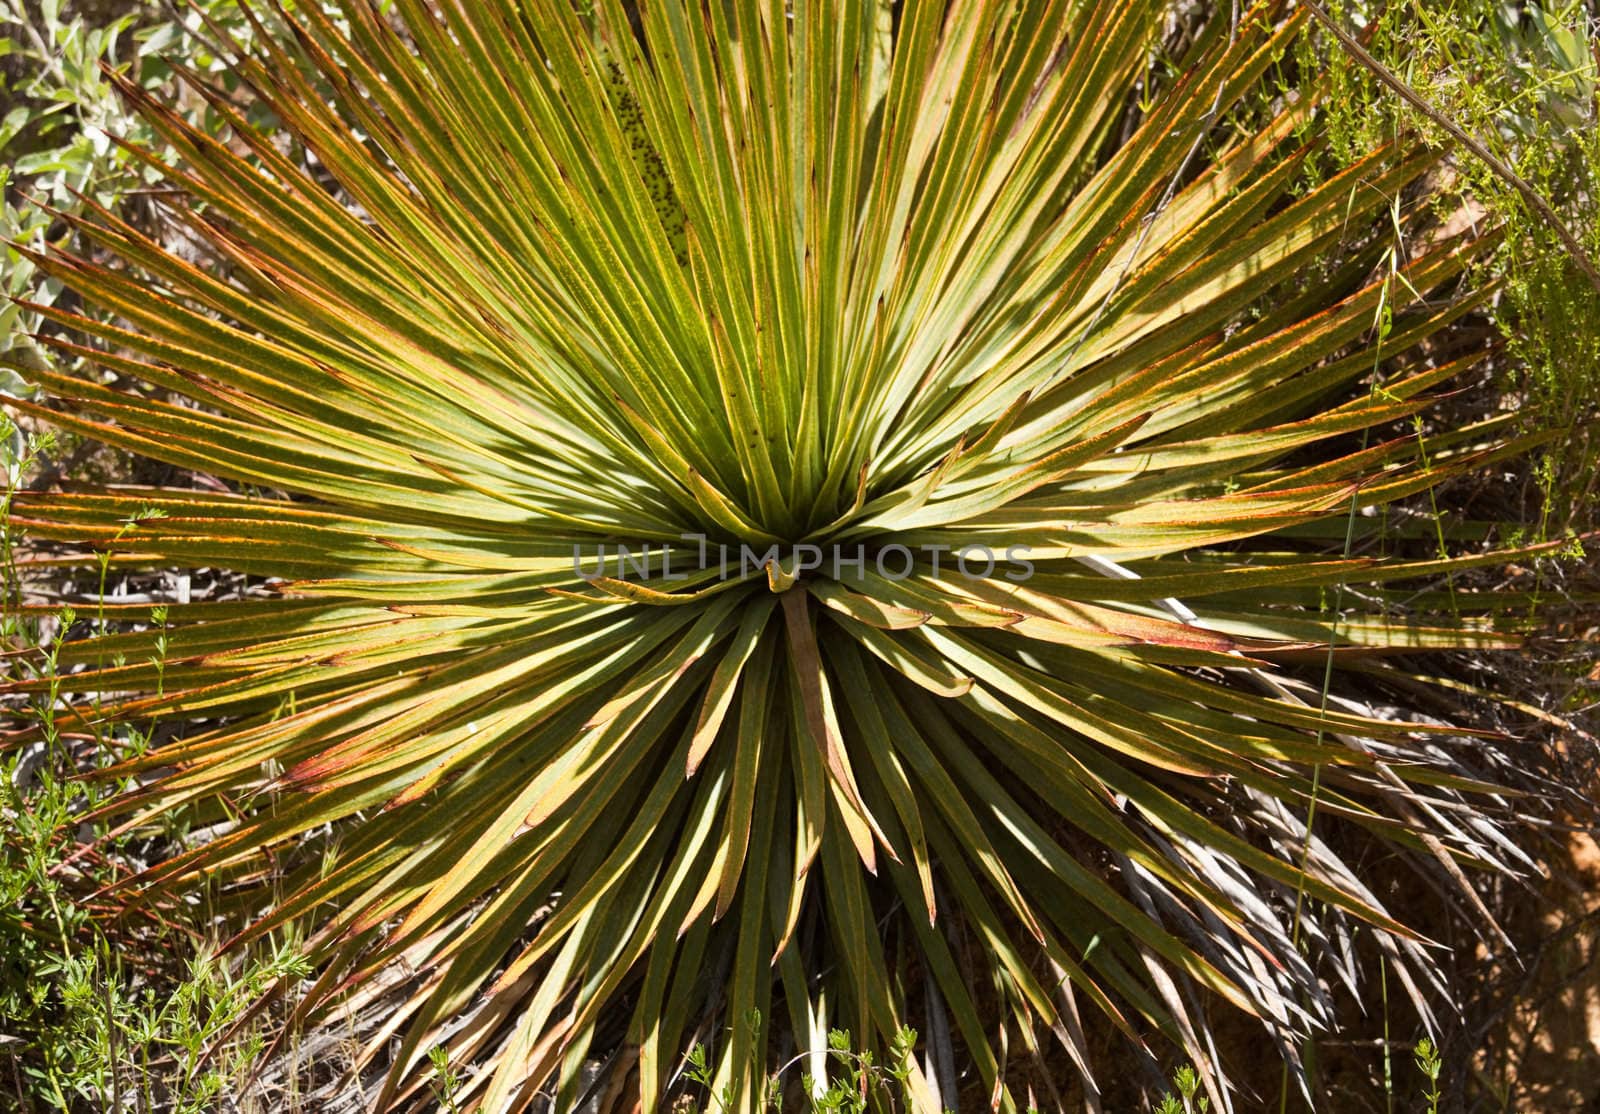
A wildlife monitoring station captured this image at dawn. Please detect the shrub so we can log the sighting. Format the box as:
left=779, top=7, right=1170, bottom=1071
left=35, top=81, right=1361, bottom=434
left=1306, top=0, right=1600, bottom=531
left=2, top=0, right=1578, bottom=1109
left=1, top=421, right=308, bottom=1111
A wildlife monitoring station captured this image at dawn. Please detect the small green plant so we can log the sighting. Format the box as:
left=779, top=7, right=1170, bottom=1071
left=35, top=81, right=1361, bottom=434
left=428, top=1043, right=465, bottom=1113
left=1414, top=1038, right=1443, bottom=1114
left=1156, top=1065, right=1211, bottom=1114
left=681, top=1025, right=920, bottom=1113
left=800, top=1028, right=919, bottom=1114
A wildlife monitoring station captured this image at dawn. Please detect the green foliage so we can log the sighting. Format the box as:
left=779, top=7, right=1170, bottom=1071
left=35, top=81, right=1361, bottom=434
left=1, top=0, right=1577, bottom=1110
left=1, top=418, right=310, bottom=1110
left=1305, top=0, right=1600, bottom=529
left=0, top=0, right=258, bottom=340
left=428, top=1043, right=466, bottom=1114
left=1, top=0, right=265, bottom=480
left=1156, top=1065, right=1212, bottom=1114
left=682, top=1024, right=921, bottom=1114
left=797, top=1027, right=918, bottom=1114
left=1414, top=1038, right=1444, bottom=1114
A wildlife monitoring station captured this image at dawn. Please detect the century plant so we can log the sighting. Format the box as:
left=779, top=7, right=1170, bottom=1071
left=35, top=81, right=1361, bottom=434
left=1, top=0, right=1568, bottom=1109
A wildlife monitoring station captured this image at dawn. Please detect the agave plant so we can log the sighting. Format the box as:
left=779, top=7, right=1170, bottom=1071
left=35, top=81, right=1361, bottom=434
left=3, top=0, right=1564, bottom=1109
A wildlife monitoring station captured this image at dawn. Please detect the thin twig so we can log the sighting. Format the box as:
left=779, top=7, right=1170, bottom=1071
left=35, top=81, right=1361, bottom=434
left=1302, top=0, right=1600, bottom=294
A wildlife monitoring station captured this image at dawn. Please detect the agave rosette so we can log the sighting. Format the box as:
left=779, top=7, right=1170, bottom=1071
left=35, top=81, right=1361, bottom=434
left=3, top=0, right=1554, bottom=1108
